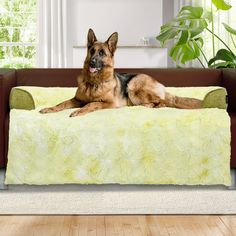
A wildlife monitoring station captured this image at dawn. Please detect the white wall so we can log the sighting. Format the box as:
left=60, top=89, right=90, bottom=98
left=68, top=0, right=163, bottom=45
left=73, top=47, right=167, bottom=68
left=66, top=0, right=164, bottom=67
left=163, top=0, right=175, bottom=67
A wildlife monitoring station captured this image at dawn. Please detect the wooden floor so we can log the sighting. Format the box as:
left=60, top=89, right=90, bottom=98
left=0, top=215, right=235, bottom=236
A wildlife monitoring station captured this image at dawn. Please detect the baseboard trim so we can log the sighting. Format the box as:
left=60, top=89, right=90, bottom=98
left=0, top=184, right=235, bottom=214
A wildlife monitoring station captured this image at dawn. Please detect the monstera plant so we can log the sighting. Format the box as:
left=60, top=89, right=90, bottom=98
left=156, top=0, right=236, bottom=68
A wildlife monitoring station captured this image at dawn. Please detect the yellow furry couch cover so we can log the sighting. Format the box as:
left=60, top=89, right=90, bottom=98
left=5, top=87, right=231, bottom=185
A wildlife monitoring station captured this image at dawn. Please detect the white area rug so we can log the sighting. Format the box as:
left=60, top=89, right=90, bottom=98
left=1, top=170, right=236, bottom=214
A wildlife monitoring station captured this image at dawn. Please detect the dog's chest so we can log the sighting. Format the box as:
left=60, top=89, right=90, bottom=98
left=76, top=81, right=113, bottom=102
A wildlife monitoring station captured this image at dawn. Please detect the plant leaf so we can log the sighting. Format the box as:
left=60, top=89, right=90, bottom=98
left=179, top=6, right=203, bottom=18
left=195, top=37, right=204, bottom=47
left=222, top=23, right=236, bottom=36
left=169, top=39, right=202, bottom=65
left=209, top=61, right=236, bottom=68
left=156, top=28, right=178, bottom=46
left=156, top=6, right=210, bottom=46
left=208, top=49, right=236, bottom=66
left=176, top=31, right=190, bottom=46
left=212, top=0, right=232, bottom=11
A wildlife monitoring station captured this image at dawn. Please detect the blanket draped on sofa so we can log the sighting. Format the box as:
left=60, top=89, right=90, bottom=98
left=5, top=107, right=231, bottom=185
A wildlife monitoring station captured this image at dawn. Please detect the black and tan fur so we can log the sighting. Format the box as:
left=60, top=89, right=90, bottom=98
left=40, top=29, right=202, bottom=117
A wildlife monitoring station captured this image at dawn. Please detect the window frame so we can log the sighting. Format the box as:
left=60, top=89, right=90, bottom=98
left=0, top=0, right=37, bottom=68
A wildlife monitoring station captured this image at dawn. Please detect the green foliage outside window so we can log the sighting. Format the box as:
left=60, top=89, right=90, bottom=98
left=0, top=0, right=37, bottom=69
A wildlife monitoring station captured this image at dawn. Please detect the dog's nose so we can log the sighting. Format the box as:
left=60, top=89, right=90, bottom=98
left=90, top=58, right=96, bottom=67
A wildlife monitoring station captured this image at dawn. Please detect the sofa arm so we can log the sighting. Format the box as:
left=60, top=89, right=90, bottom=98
left=0, top=69, right=16, bottom=167
left=222, top=69, right=236, bottom=113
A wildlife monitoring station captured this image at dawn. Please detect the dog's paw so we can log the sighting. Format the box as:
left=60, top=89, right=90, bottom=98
left=69, top=110, right=85, bottom=117
left=39, top=108, right=55, bottom=114
left=156, top=103, right=167, bottom=108
left=69, top=111, right=79, bottom=117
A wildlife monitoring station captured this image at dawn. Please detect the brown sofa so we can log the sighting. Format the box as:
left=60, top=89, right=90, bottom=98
left=0, top=68, right=236, bottom=168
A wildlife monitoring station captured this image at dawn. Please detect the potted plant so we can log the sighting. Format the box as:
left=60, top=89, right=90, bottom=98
left=156, top=0, right=236, bottom=68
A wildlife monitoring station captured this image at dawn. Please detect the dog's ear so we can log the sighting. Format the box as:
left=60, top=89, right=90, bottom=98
left=106, top=32, right=118, bottom=56
left=87, top=29, right=97, bottom=48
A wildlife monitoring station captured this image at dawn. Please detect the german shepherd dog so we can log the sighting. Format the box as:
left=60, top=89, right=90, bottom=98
left=40, top=29, right=202, bottom=117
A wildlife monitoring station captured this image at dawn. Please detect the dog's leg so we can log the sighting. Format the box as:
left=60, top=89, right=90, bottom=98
left=40, top=98, right=82, bottom=114
left=69, top=102, right=115, bottom=117
left=127, top=74, right=166, bottom=107
left=165, top=92, right=202, bottom=109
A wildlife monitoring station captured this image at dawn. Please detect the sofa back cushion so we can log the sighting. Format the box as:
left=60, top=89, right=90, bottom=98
left=17, top=69, right=81, bottom=87
left=16, top=68, right=222, bottom=87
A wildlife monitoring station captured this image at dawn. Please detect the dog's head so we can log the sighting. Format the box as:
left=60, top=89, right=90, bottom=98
left=85, top=29, right=118, bottom=74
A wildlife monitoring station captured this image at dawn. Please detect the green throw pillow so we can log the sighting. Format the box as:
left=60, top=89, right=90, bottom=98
left=10, top=87, right=76, bottom=110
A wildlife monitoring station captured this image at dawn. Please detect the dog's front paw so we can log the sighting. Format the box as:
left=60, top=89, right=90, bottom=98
left=39, top=108, right=55, bottom=114
left=69, top=111, right=80, bottom=117
left=69, top=110, right=86, bottom=117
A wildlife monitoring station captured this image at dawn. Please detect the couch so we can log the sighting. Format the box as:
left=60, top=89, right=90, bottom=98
left=0, top=68, right=236, bottom=169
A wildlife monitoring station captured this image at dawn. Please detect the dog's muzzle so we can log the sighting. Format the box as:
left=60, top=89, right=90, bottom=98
left=89, top=58, right=103, bottom=73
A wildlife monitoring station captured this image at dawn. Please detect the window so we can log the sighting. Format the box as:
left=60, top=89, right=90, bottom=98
left=0, top=0, right=37, bottom=69
left=193, top=0, right=236, bottom=67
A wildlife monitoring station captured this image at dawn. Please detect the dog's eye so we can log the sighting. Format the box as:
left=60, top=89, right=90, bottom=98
left=99, top=50, right=105, bottom=57
left=90, top=48, right=95, bottom=55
